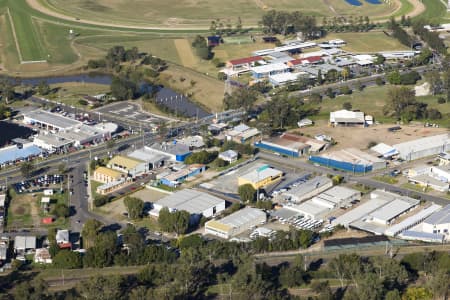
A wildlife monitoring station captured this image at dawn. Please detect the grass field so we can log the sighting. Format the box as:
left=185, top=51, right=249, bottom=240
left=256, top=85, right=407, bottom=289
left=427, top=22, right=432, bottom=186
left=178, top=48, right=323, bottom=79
left=413, top=0, right=447, bottom=22
left=316, top=31, right=409, bottom=53
left=42, top=0, right=399, bottom=27
left=313, top=84, right=450, bottom=127
left=6, top=0, right=45, bottom=62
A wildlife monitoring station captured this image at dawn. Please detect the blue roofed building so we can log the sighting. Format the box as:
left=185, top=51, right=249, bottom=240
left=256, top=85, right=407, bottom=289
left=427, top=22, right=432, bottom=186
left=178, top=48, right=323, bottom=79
left=0, top=143, right=42, bottom=168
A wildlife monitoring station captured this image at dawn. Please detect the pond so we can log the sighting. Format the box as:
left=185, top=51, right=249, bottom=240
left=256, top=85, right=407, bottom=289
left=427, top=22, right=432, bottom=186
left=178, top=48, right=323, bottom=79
left=0, top=121, right=36, bottom=147
left=364, top=0, right=382, bottom=4
left=6, top=73, right=209, bottom=119
left=344, top=0, right=362, bottom=6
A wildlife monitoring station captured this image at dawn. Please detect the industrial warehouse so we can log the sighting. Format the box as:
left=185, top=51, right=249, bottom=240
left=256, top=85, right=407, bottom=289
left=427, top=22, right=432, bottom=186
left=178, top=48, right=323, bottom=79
left=309, top=148, right=386, bottom=173
left=150, top=189, right=226, bottom=223
left=254, top=133, right=328, bottom=157
left=205, top=207, right=267, bottom=239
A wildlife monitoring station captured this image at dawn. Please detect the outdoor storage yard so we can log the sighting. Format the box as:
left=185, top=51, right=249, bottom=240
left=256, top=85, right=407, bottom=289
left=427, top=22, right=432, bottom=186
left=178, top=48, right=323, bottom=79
left=295, top=122, right=449, bottom=151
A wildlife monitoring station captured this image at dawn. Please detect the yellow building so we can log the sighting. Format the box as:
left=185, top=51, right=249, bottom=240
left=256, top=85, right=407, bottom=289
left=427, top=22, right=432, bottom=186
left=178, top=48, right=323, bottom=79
left=238, top=165, right=283, bottom=189
left=93, top=167, right=122, bottom=184
left=107, top=155, right=146, bottom=176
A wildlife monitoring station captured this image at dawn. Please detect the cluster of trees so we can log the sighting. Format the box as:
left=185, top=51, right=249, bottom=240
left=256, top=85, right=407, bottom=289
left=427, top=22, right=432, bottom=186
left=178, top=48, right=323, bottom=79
left=383, top=86, right=442, bottom=122
left=388, top=18, right=412, bottom=48
left=413, top=21, right=447, bottom=55
left=6, top=216, right=450, bottom=300
left=158, top=207, right=191, bottom=234
left=321, top=15, right=374, bottom=32
left=0, top=104, right=11, bottom=120
left=184, top=150, right=218, bottom=164
left=223, top=86, right=259, bottom=113
left=221, top=140, right=257, bottom=156
left=386, top=70, right=421, bottom=85
left=261, top=10, right=318, bottom=38
left=124, top=196, right=144, bottom=219
left=191, top=35, right=213, bottom=60
left=257, top=93, right=319, bottom=130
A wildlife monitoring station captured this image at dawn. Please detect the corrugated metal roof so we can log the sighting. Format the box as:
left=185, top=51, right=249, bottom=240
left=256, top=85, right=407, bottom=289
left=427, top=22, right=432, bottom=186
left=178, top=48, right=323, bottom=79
left=424, top=204, right=450, bottom=225
left=94, top=167, right=122, bottom=178
left=108, top=155, right=144, bottom=169
left=205, top=220, right=232, bottom=232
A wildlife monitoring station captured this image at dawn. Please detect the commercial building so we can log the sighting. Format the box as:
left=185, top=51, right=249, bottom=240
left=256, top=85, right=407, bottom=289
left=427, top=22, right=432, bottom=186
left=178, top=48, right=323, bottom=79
left=333, top=190, right=419, bottom=234
left=255, top=133, right=327, bottom=157
left=205, top=207, right=266, bottom=239
left=268, top=72, right=308, bottom=87
left=0, top=143, right=42, bottom=168
left=96, top=178, right=126, bottom=195
left=147, top=142, right=191, bottom=162
left=370, top=143, right=398, bottom=159
left=251, top=63, right=290, bottom=79
left=107, top=155, right=147, bottom=177
left=14, top=236, right=36, bottom=254
left=311, top=186, right=361, bottom=209
left=127, top=146, right=168, bottom=170
left=385, top=204, right=442, bottom=237
left=93, top=167, right=123, bottom=183
left=34, top=248, right=52, bottom=264
left=286, top=200, right=330, bottom=220
left=238, top=165, right=283, bottom=189
left=219, top=150, right=238, bottom=163
left=226, top=56, right=263, bottom=70
left=160, top=164, right=206, bottom=187
left=177, top=135, right=205, bottom=149
left=283, top=176, right=333, bottom=203
left=56, top=229, right=71, bottom=249
left=398, top=230, right=444, bottom=243
left=33, top=134, right=73, bottom=153
left=329, top=110, right=365, bottom=127
left=309, top=148, right=386, bottom=173
left=23, top=110, right=81, bottom=132
left=151, top=189, right=225, bottom=222
left=226, top=124, right=260, bottom=143
left=437, top=152, right=450, bottom=165
left=422, top=204, right=450, bottom=236
left=393, top=134, right=450, bottom=161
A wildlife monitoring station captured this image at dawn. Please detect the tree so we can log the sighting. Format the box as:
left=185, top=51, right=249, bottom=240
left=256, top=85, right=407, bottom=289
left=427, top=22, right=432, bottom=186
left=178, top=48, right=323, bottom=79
left=37, top=80, right=50, bottom=95
left=385, top=290, right=401, bottom=300
left=124, top=197, right=144, bottom=219
left=238, top=184, right=256, bottom=203
left=425, top=70, right=443, bottom=95
left=158, top=207, right=190, bottom=234
left=58, top=162, right=67, bottom=174
left=374, top=54, right=385, bottom=65
left=191, top=35, right=212, bottom=60
left=110, top=76, right=137, bottom=100
left=94, top=195, right=109, bottom=207
left=76, top=275, right=123, bottom=300
left=383, top=87, right=427, bottom=122
left=52, top=250, right=82, bottom=269
left=184, top=150, right=218, bottom=164
left=20, top=161, right=35, bottom=179
left=387, top=70, right=401, bottom=85
left=427, top=269, right=449, bottom=300
left=52, top=203, right=70, bottom=218
left=340, top=86, right=352, bottom=95
left=223, top=87, right=259, bottom=113
left=325, top=88, right=335, bottom=99
left=81, top=219, right=103, bottom=249
left=402, top=287, right=433, bottom=300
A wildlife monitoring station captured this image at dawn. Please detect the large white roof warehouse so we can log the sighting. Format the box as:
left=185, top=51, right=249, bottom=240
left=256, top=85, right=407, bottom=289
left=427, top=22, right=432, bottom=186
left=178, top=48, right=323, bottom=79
left=205, top=207, right=266, bottom=239
left=393, top=133, right=450, bottom=161
left=151, top=189, right=225, bottom=219
left=23, top=110, right=81, bottom=132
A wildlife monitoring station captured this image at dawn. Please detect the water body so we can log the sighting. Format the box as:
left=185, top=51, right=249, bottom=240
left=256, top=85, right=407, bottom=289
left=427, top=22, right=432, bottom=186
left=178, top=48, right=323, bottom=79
left=0, top=121, right=36, bottom=147
left=344, top=0, right=363, bottom=6
left=364, top=0, right=382, bottom=4
left=5, top=73, right=209, bottom=119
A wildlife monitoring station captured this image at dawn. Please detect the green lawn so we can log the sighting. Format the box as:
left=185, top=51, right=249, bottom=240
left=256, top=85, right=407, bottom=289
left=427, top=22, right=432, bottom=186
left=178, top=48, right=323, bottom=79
left=313, top=85, right=450, bottom=128
left=6, top=0, right=46, bottom=61
left=373, top=176, right=399, bottom=185
left=414, top=0, right=447, bottom=23
left=401, top=182, right=430, bottom=193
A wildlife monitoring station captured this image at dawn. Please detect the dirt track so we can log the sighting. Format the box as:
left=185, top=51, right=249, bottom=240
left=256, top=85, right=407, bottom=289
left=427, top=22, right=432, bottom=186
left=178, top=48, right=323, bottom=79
left=27, top=0, right=426, bottom=31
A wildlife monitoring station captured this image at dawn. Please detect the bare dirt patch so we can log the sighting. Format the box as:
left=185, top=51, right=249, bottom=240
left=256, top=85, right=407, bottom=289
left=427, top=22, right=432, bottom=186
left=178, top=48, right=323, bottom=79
left=295, top=121, right=450, bottom=151
left=174, top=39, right=197, bottom=68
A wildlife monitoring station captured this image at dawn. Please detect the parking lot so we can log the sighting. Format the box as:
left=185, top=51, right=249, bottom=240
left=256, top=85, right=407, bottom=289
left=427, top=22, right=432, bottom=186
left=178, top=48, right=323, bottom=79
left=13, top=174, right=64, bottom=194
left=94, top=102, right=167, bottom=125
